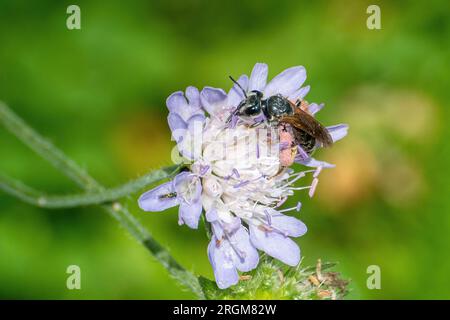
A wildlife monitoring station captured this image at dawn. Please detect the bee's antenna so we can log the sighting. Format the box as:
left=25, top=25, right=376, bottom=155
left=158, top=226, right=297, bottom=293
left=229, top=76, right=247, bottom=98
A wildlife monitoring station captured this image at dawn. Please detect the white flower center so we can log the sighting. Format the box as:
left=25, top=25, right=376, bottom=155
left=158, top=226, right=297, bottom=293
left=195, top=116, right=294, bottom=225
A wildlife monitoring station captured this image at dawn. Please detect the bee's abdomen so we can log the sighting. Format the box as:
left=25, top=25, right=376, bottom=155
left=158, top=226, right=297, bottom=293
left=295, top=130, right=316, bottom=155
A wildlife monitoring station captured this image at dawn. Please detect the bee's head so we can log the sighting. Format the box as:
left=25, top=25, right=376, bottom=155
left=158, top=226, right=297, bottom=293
left=228, top=76, right=264, bottom=122
left=239, top=90, right=263, bottom=117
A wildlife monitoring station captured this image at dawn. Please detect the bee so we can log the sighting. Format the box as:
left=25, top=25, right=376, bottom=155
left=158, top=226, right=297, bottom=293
left=228, top=76, right=333, bottom=156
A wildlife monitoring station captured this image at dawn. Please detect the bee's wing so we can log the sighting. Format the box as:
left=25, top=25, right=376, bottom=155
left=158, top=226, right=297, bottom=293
left=280, top=110, right=333, bottom=147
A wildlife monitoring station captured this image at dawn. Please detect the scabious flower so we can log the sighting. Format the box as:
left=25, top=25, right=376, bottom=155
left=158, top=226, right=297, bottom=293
left=138, top=63, right=348, bottom=289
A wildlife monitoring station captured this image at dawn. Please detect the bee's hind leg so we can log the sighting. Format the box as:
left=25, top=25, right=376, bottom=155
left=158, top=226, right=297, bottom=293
left=249, top=120, right=267, bottom=128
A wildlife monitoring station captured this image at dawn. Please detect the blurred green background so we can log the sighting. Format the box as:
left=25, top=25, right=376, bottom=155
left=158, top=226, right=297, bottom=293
left=0, top=0, right=449, bottom=299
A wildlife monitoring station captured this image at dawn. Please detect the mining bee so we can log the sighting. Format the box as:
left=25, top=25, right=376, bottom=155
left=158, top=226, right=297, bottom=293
left=227, top=76, right=333, bottom=155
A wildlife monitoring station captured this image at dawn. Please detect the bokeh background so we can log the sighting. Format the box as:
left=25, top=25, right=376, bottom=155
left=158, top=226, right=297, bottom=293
left=0, top=0, right=449, bottom=299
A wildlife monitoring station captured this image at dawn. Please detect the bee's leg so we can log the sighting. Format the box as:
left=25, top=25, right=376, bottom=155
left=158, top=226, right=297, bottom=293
left=250, top=118, right=269, bottom=128
left=250, top=121, right=263, bottom=128
left=225, top=113, right=235, bottom=124
left=226, top=110, right=237, bottom=124
left=226, top=103, right=245, bottom=124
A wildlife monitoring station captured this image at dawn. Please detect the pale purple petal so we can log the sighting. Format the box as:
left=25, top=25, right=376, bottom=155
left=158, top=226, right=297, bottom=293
left=185, top=86, right=201, bottom=108
left=289, top=85, right=310, bottom=101
left=231, top=226, right=259, bottom=272
left=186, top=113, right=206, bottom=127
left=210, top=215, right=241, bottom=240
left=179, top=197, right=202, bottom=229
left=166, top=89, right=203, bottom=121
left=249, top=224, right=300, bottom=266
left=206, top=214, right=258, bottom=275
left=270, top=212, right=307, bottom=237
left=227, top=74, right=249, bottom=107
left=138, top=180, right=179, bottom=212
left=205, top=208, right=219, bottom=222
left=168, top=113, right=199, bottom=160
left=167, top=113, right=187, bottom=143
left=173, top=172, right=202, bottom=229
left=169, top=114, right=203, bottom=160
left=180, top=116, right=204, bottom=160
left=308, top=103, right=324, bottom=115
left=327, top=124, right=349, bottom=142
left=173, top=171, right=189, bottom=189
left=166, top=91, right=187, bottom=113
left=174, top=173, right=203, bottom=229
left=200, top=87, right=228, bottom=115
left=223, top=216, right=242, bottom=234
left=297, top=157, right=335, bottom=168
left=208, top=238, right=239, bottom=289
left=264, top=66, right=306, bottom=97
left=211, top=222, right=224, bottom=240
left=206, top=208, right=224, bottom=239
left=248, top=63, right=268, bottom=91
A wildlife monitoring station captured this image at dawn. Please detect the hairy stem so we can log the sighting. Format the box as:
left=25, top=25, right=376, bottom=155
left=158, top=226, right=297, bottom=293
left=0, top=102, right=203, bottom=299
left=0, top=166, right=180, bottom=208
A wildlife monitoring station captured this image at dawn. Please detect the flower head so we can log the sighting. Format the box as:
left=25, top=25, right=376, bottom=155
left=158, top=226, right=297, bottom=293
left=138, top=63, right=348, bottom=289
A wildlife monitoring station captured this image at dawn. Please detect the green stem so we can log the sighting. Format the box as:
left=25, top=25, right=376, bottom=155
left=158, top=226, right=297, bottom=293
left=0, top=102, right=204, bottom=299
left=0, top=166, right=180, bottom=208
